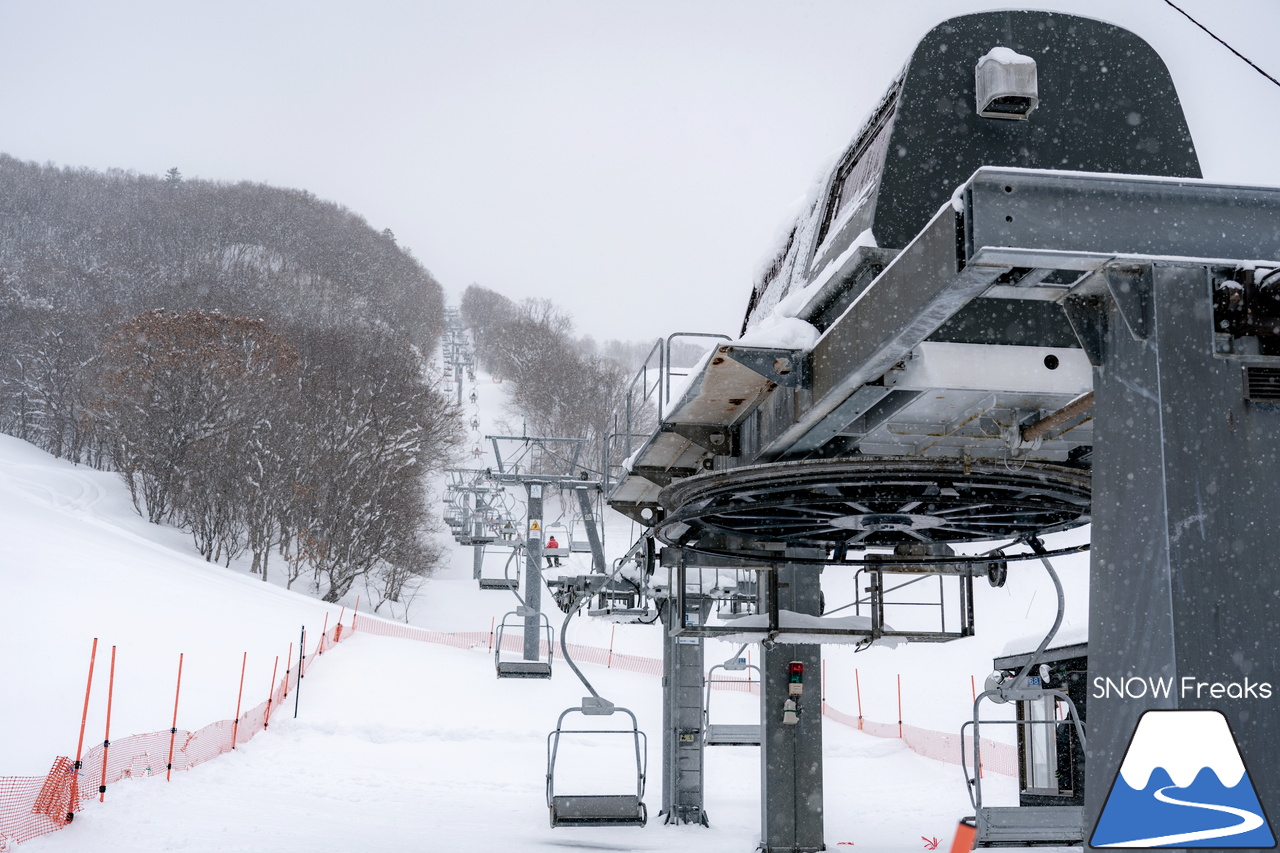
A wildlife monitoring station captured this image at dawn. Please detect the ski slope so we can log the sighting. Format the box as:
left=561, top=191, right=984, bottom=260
left=1, top=364, right=1091, bottom=851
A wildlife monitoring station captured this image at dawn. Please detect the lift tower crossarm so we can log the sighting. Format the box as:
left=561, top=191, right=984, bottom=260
left=757, top=167, right=1280, bottom=462
left=605, top=344, right=807, bottom=520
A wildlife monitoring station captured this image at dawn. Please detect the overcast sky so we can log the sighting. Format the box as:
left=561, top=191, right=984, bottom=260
left=3, top=0, right=1279, bottom=343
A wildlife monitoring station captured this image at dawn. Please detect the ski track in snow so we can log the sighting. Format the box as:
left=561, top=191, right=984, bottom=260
left=0, top=463, right=104, bottom=514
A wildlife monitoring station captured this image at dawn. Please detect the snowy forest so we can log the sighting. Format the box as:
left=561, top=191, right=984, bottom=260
left=458, top=284, right=719, bottom=479
left=459, top=284, right=634, bottom=476
left=0, top=155, right=462, bottom=603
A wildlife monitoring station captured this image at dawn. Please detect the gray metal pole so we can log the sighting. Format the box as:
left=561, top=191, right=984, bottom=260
left=523, top=482, right=545, bottom=662
left=759, top=562, right=824, bottom=853
left=661, top=589, right=708, bottom=825
left=1081, top=264, right=1280, bottom=849
left=574, top=486, right=606, bottom=574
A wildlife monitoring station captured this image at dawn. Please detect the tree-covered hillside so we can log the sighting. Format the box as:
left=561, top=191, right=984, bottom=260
left=0, top=156, right=461, bottom=608
left=459, top=284, right=635, bottom=478
left=0, top=157, right=443, bottom=342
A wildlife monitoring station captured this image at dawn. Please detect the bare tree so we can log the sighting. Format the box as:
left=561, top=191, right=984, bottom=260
left=95, top=310, right=299, bottom=545
left=284, top=325, right=463, bottom=601
left=462, top=286, right=634, bottom=477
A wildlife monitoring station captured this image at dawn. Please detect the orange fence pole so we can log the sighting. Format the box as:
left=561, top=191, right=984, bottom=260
left=317, top=613, right=329, bottom=655
left=293, top=626, right=306, bottom=719
left=897, top=673, right=903, bottom=739
left=231, top=652, right=247, bottom=750
left=351, top=596, right=360, bottom=633
left=98, top=645, right=117, bottom=802
left=334, top=607, right=346, bottom=643
left=283, top=642, right=293, bottom=699
left=607, top=624, right=616, bottom=668
left=74, top=638, right=99, bottom=764
left=487, top=615, right=495, bottom=651
left=971, top=675, right=984, bottom=780
left=71, top=637, right=99, bottom=813
left=264, top=655, right=280, bottom=730
left=855, top=667, right=863, bottom=728
left=821, top=659, right=827, bottom=716
left=166, top=653, right=184, bottom=781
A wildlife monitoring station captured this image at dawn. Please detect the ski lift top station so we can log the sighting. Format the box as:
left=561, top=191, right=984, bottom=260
left=597, top=9, right=1280, bottom=852
left=442, top=9, right=1280, bottom=851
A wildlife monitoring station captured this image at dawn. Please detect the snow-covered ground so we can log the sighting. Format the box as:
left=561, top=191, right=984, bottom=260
left=2, top=365, right=1090, bottom=851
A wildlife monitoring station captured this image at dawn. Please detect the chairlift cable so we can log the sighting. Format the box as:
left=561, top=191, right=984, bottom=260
left=1159, top=0, right=1280, bottom=89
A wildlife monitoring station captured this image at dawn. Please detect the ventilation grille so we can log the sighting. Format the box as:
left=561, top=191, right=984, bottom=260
left=1244, top=365, right=1280, bottom=401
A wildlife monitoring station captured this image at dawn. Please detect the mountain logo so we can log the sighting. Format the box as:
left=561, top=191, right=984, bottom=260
left=1091, top=709, right=1275, bottom=848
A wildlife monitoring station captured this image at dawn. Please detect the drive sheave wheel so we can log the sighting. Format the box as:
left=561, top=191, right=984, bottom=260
left=656, top=457, right=1090, bottom=552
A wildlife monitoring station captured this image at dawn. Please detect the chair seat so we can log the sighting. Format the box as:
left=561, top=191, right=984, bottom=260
left=550, top=795, right=646, bottom=827
left=978, top=806, right=1084, bottom=844
left=705, top=724, right=762, bottom=746
left=496, top=661, right=552, bottom=679
left=478, top=578, right=518, bottom=590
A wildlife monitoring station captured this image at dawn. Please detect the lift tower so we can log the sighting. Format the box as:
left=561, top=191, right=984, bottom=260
left=487, top=434, right=604, bottom=675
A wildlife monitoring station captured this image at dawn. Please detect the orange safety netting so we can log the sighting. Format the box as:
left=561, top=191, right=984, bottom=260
left=1, top=613, right=1015, bottom=849
left=0, top=622, right=343, bottom=848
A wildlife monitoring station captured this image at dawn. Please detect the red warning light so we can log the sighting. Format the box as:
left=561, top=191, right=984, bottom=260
left=787, top=661, right=805, bottom=697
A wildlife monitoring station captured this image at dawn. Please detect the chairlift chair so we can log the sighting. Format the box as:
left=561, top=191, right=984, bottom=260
left=464, top=509, right=498, bottom=546
left=704, top=659, right=763, bottom=746
left=543, top=523, right=571, bottom=567
left=477, top=548, right=520, bottom=591
left=569, top=525, right=592, bottom=554
left=546, top=701, right=648, bottom=827
left=494, top=610, right=553, bottom=678
left=962, top=670, right=1087, bottom=846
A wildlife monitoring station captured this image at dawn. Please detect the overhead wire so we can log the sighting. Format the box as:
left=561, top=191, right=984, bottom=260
left=1159, top=0, right=1280, bottom=89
